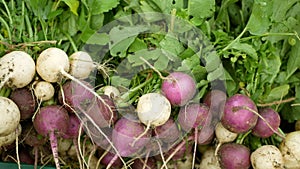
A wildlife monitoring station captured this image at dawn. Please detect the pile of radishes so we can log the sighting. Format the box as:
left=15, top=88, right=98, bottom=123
left=1, top=47, right=300, bottom=169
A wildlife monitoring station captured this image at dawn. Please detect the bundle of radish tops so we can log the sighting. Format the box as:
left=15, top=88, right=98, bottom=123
left=0, top=47, right=299, bottom=169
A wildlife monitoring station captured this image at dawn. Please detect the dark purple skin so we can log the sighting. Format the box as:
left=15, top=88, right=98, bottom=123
left=19, top=147, right=35, bottom=165
left=161, top=72, right=196, bottom=106
left=85, top=94, right=118, bottom=128
left=100, top=152, right=122, bottom=168
left=221, top=94, right=258, bottom=133
left=251, top=108, right=281, bottom=138
left=63, top=113, right=82, bottom=139
left=218, top=143, right=251, bottom=169
left=160, top=140, right=193, bottom=161
left=154, top=118, right=180, bottom=144
left=203, top=89, right=227, bottom=123
left=58, top=80, right=95, bottom=112
left=177, top=103, right=210, bottom=131
left=132, top=157, right=157, bottom=169
left=9, top=87, right=37, bottom=120
left=197, top=124, right=215, bottom=145
left=112, top=117, right=151, bottom=157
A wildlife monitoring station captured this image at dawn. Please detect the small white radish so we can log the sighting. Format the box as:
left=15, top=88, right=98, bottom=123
left=0, top=96, right=20, bottom=136
left=34, top=81, right=55, bottom=101
left=99, top=85, right=120, bottom=98
left=36, top=47, right=70, bottom=83
left=136, top=93, right=171, bottom=127
left=199, top=147, right=221, bottom=169
left=280, top=131, right=300, bottom=169
left=251, top=145, right=284, bottom=169
left=0, top=51, right=35, bottom=89
left=69, top=51, right=95, bottom=79
left=215, top=122, right=238, bottom=155
left=0, top=124, right=22, bottom=147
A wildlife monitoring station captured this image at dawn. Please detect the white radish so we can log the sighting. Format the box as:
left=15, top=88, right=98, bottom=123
left=0, top=51, right=35, bottom=89
left=0, top=124, right=22, bottom=147
left=199, top=147, right=221, bottom=169
left=100, top=86, right=120, bottom=98
left=136, top=93, right=171, bottom=127
left=0, top=96, right=20, bottom=136
left=215, top=122, right=238, bottom=155
left=69, top=51, right=95, bottom=79
left=36, top=47, right=70, bottom=83
left=280, top=131, right=300, bottom=169
left=34, top=81, right=55, bottom=101
left=251, top=145, right=284, bottom=169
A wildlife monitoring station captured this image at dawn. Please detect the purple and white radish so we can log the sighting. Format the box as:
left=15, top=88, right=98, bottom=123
left=33, top=105, right=70, bottom=169
left=251, top=108, right=281, bottom=138
left=9, top=87, right=36, bottom=120
left=0, top=96, right=20, bottom=136
left=0, top=51, right=35, bottom=89
left=161, top=72, right=196, bottom=106
left=112, top=117, right=151, bottom=157
left=217, top=143, right=251, bottom=169
left=221, top=94, right=258, bottom=133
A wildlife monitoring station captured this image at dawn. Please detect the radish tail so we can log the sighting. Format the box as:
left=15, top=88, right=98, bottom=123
left=49, top=132, right=60, bottom=169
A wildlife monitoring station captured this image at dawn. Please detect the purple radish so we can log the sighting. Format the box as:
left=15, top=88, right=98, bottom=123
left=33, top=105, right=70, bottom=169
left=100, top=151, right=122, bottom=168
left=112, top=117, right=151, bottom=157
left=203, top=89, right=227, bottom=123
left=177, top=103, right=210, bottom=131
left=9, top=87, right=36, bottom=120
left=62, top=113, right=82, bottom=139
left=132, top=157, right=157, bottom=169
left=58, top=80, right=95, bottom=112
left=154, top=118, right=180, bottom=144
left=161, top=72, right=196, bottom=106
left=221, top=94, right=258, bottom=133
left=217, top=143, right=251, bottom=169
left=197, top=124, right=215, bottom=145
left=85, top=94, right=118, bottom=128
left=252, top=108, right=281, bottom=138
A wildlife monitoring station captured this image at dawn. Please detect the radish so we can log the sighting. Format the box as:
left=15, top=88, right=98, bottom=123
left=136, top=93, right=171, bottom=127
left=280, top=131, right=300, bottom=168
left=199, top=147, right=221, bottom=169
left=69, top=51, right=95, bottom=79
left=251, top=145, right=284, bottom=169
left=0, top=124, right=22, bottom=147
left=36, top=47, right=70, bottom=83
left=112, top=117, right=151, bottom=157
left=100, top=151, right=122, bottom=169
left=0, top=96, right=20, bottom=136
left=221, top=94, right=258, bottom=133
left=251, top=108, right=281, bottom=138
left=33, top=105, right=70, bottom=169
left=98, top=85, right=120, bottom=98
left=154, top=118, right=180, bottom=144
left=197, top=124, right=215, bottom=145
left=177, top=103, right=210, bottom=131
left=0, top=51, right=35, bottom=89
left=33, top=81, right=55, bottom=101
left=132, top=157, right=157, bottom=169
left=217, top=143, right=251, bottom=169
left=9, top=87, right=36, bottom=120
left=215, top=122, right=238, bottom=154
left=161, top=72, right=196, bottom=106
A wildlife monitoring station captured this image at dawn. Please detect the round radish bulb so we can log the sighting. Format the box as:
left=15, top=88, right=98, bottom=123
left=161, top=72, right=196, bottom=106
left=99, top=85, right=120, bottom=98
left=63, top=114, right=82, bottom=139
left=251, top=145, right=284, bottom=169
left=34, top=81, right=55, bottom=101
left=137, top=93, right=171, bottom=127
left=203, top=89, right=227, bottom=123
left=9, top=88, right=36, bottom=120
left=215, top=122, right=238, bottom=144
left=217, top=143, right=251, bottom=169
left=280, top=131, right=300, bottom=169
left=36, top=47, right=69, bottom=83
left=100, top=151, right=122, bottom=168
left=69, top=51, right=95, bottom=79
left=0, top=96, right=20, bottom=136
left=154, top=118, right=180, bottom=144
left=33, top=105, right=70, bottom=169
left=199, top=147, right=221, bottom=169
left=58, top=80, right=95, bottom=112
left=251, top=108, right=281, bottom=138
left=177, top=103, right=210, bottom=131
left=112, top=117, right=151, bottom=157
left=85, top=94, right=118, bottom=128
left=0, top=124, right=22, bottom=147
left=221, top=94, right=258, bottom=133
left=197, top=124, right=215, bottom=145
left=0, top=51, right=35, bottom=88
